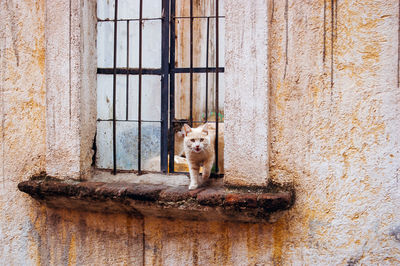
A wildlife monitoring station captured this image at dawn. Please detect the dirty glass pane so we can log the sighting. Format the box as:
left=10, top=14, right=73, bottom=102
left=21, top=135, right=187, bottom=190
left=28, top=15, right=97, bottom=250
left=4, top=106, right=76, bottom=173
left=97, top=0, right=115, bottom=20
left=142, top=75, right=161, bottom=121
left=99, top=0, right=162, bottom=20
left=96, top=122, right=161, bottom=171
left=118, top=0, right=139, bottom=19
left=97, top=74, right=127, bottom=121
left=142, top=122, right=161, bottom=172
left=116, top=21, right=128, bottom=68
left=97, top=121, right=161, bottom=171
left=128, top=21, right=139, bottom=68
left=97, top=74, right=113, bottom=120
left=143, top=0, right=162, bottom=19
left=142, top=20, right=162, bottom=68
left=126, top=75, right=161, bottom=121
left=115, top=122, right=138, bottom=170
left=126, top=20, right=161, bottom=69
left=97, top=21, right=130, bottom=68
left=97, top=21, right=114, bottom=68
left=96, top=121, right=113, bottom=169
left=127, top=75, right=139, bottom=120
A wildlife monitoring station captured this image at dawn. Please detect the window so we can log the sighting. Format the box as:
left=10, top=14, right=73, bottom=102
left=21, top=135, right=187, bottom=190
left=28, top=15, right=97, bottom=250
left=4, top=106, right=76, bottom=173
left=96, top=0, right=225, bottom=176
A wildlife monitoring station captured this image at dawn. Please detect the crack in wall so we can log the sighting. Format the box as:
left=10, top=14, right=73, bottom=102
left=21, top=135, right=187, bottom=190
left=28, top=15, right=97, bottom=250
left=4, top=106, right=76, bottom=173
left=5, top=0, right=19, bottom=67
left=270, top=0, right=275, bottom=23
left=397, top=0, right=400, bottom=88
left=323, top=0, right=326, bottom=63
left=1, top=32, right=5, bottom=188
left=69, top=0, right=72, bottom=127
left=283, top=0, right=288, bottom=80
left=330, top=0, right=337, bottom=100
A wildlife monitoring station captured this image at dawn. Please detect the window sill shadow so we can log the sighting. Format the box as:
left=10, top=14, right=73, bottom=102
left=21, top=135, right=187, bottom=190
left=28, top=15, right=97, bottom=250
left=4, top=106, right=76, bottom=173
left=18, top=175, right=294, bottom=223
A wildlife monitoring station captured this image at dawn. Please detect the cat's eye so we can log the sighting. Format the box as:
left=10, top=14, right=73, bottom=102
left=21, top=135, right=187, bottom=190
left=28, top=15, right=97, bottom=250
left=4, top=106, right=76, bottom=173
left=200, top=138, right=204, bottom=142
left=190, top=139, right=195, bottom=142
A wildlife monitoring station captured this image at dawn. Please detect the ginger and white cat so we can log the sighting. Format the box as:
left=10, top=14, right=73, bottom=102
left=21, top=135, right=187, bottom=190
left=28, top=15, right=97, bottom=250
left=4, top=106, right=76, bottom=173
left=143, top=122, right=224, bottom=189
left=182, top=123, right=215, bottom=190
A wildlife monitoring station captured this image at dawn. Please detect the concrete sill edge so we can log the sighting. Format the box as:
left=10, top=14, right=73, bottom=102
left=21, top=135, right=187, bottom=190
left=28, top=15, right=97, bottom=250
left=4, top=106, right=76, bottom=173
left=18, top=175, right=294, bottom=223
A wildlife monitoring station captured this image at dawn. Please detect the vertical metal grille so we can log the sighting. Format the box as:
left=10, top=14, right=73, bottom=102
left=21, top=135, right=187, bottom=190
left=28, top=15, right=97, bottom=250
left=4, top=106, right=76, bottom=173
left=111, top=0, right=118, bottom=175
left=97, top=0, right=224, bottom=175
left=168, top=0, right=225, bottom=175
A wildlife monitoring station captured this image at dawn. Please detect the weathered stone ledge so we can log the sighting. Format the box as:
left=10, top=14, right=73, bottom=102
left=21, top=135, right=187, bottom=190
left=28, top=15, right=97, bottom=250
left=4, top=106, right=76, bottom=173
left=18, top=177, right=294, bottom=223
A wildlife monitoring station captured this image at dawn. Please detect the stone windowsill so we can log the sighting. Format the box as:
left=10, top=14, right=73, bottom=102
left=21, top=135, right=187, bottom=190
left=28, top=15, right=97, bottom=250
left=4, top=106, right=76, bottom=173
left=18, top=173, right=294, bottom=223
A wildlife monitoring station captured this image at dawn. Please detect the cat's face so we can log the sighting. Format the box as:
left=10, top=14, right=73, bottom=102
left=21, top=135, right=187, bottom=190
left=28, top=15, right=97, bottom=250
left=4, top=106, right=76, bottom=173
left=183, top=124, right=211, bottom=153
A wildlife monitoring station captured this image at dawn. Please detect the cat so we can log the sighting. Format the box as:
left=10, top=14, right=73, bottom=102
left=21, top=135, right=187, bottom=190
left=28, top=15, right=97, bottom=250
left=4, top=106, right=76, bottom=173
left=182, top=123, right=215, bottom=190
left=143, top=122, right=224, bottom=179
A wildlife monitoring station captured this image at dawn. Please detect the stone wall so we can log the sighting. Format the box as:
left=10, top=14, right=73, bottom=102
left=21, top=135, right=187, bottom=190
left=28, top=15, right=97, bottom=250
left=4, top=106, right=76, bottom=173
left=0, top=0, right=399, bottom=265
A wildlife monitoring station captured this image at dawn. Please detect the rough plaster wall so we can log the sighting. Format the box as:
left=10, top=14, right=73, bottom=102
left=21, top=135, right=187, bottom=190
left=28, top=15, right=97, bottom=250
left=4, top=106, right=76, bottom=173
left=224, top=0, right=270, bottom=186
left=144, top=217, right=274, bottom=265
left=45, top=0, right=81, bottom=178
left=268, top=0, right=400, bottom=264
left=79, top=0, right=97, bottom=179
left=0, top=1, right=140, bottom=265
left=1, top=0, right=400, bottom=265
left=46, top=0, right=96, bottom=180
left=28, top=207, right=143, bottom=265
left=0, top=0, right=46, bottom=264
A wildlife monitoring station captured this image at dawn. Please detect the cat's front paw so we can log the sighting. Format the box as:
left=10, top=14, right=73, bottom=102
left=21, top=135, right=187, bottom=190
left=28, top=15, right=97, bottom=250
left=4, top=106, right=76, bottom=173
left=188, top=183, right=198, bottom=190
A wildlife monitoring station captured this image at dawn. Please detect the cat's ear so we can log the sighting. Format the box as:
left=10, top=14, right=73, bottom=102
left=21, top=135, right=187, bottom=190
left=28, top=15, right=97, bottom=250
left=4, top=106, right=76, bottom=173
left=177, top=126, right=186, bottom=138
left=202, top=123, right=208, bottom=135
left=183, top=124, right=192, bottom=136
left=176, top=130, right=184, bottom=138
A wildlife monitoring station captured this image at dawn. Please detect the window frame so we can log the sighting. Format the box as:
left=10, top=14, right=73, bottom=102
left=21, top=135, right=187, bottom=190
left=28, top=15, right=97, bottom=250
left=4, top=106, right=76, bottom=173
left=95, top=0, right=225, bottom=176
left=44, top=0, right=271, bottom=188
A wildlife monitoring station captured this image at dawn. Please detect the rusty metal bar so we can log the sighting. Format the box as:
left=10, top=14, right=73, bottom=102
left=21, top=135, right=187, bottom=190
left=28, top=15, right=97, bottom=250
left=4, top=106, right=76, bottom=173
left=172, top=119, right=222, bottom=124
left=98, top=68, right=162, bottom=75
left=189, top=0, right=194, bottom=127
left=112, top=0, right=119, bottom=175
left=173, top=15, right=225, bottom=19
left=171, top=67, right=224, bottom=73
left=98, top=119, right=162, bottom=123
left=169, top=0, right=176, bottom=173
left=160, top=0, right=170, bottom=172
left=126, top=20, right=129, bottom=120
left=205, top=17, right=210, bottom=122
left=215, top=0, right=219, bottom=174
left=138, top=0, right=143, bottom=174
left=98, top=67, right=224, bottom=75
left=98, top=18, right=162, bottom=22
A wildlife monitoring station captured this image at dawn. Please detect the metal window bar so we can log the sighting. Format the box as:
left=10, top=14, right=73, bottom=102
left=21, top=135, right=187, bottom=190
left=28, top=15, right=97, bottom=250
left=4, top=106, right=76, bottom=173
left=161, top=0, right=170, bottom=173
left=138, top=0, right=143, bottom=174
left=205, top=17, right=209, bottom=122
left=215, top=0, right=220, bottom=174
left=189, top=0, right=194, bottom=127
left=126, top=20, right=129, bottom=121
left=97, top=0, right=224, bottom=175
left=168, top=0, right=176, bottom=174
left=112, top=0, right=119, bottom=175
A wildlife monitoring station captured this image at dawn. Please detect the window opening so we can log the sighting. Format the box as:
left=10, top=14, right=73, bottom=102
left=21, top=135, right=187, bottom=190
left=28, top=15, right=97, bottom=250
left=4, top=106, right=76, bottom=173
left=96, top=0, right=225, bottom=176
